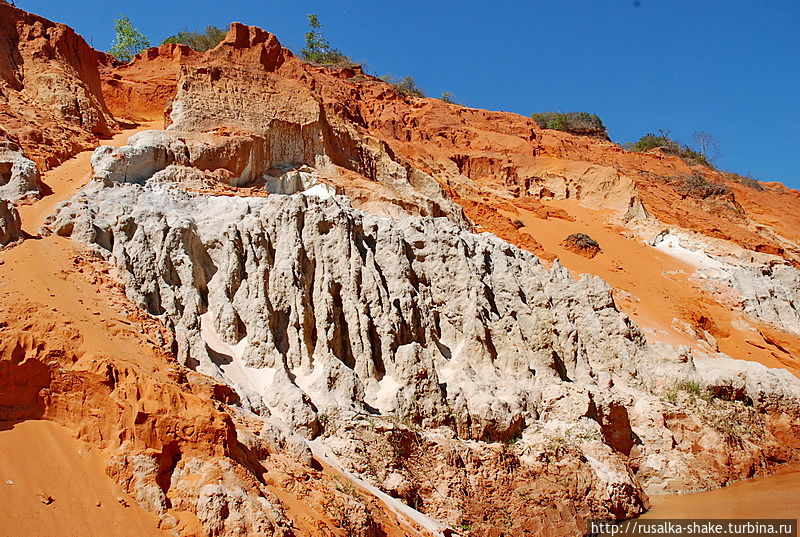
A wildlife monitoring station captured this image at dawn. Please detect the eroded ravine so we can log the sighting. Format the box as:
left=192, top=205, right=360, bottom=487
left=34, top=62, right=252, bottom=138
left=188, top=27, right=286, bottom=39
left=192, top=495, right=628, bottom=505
left=2, top=3, right=800, bottom=535
left=1, top=124, right=440, bottom=537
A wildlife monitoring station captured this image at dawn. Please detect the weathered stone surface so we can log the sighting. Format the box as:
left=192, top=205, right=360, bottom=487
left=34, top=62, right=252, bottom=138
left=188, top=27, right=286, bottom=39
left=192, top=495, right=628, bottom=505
left=45, top=181, right=653, bottom=436
left=0, top=143, right=40, bottom=201
left=45, top=174, right=800, bottom=534
left=0, top=2, right=117, bottom=170
left=0, top=199, right=22, bottom=246
left=726, top=264, right=800, bottom=336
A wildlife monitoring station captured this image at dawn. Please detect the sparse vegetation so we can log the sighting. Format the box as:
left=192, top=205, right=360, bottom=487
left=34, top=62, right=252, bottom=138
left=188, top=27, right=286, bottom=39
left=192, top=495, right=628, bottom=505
left=109, top=15, right=150, bottom=62
left=334, top=476, right=360, bottom=498
left=384, top=412, right=421, bottom=432
left=706, top=402, right=764, bottom=449
left=565, top=233, right=600, bottom=251
left=456, top=521, right=474, bottom=533
left=675, top=379, right=704, bottom=396
left=162, top=25, right=226, bottom=52
left=318, top=407, right=343, bottom=435
left=531, top=112, right=607, bottom=137
left=624, top=130, right=712, bottom=167
left=661, top=379, right=764, bottom=449
left=301, top=14, right=354, bottom=68
left=381, top=75, right=426, bottom=98
left=537, top=433, right=570, bottom=463
left=440, top=91, right=456, bottom=104
left=692, top=131, right=721, bottom=163
left=663, top=378, right=710, bottom=403
left=663, top=379, right=732, bottom=405
left=673, top=173, right=730, bottom=199
left=724, top=171, right=766, bottom=191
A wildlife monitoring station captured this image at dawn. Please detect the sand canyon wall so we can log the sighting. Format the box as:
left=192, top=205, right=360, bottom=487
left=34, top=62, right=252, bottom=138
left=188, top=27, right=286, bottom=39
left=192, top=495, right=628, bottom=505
left=2, top=7, right=800, bottom=537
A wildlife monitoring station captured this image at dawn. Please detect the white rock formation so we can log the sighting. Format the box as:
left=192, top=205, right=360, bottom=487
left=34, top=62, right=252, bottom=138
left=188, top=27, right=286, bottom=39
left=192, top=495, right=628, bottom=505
left=46, top=179, right=690, bottom=439
left=724, top=264, right=800, bottom=336
left=0, top=143, right=40, bottom=201
left=652, top=230, right=800, bottom=336
left=42, top=159, right=800, bottom=529
left=91, top=130, right=268, bottom=186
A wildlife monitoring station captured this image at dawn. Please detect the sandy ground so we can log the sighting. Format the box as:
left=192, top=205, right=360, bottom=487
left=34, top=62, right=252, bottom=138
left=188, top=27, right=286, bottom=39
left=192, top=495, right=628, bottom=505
left=0, top=420, right=169, bottom=537
left=17, top=122, right=159, bottom=234
left=512, top=198, right=800, bottom=377
left=0, top=123, right=193, bottom=537
left=642, top=471, right=800, bottom=518
left=4, top=123, right=167, bottom=368
left=3, top=119, right=799, bottom=533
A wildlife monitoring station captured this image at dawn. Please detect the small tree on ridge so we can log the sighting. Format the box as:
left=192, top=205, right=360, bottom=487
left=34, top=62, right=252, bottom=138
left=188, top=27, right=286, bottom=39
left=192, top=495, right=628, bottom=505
left=692, top=131, right=721, bottom=163
left=109, top=15, right=150, bottom=62
left=163, top=25, right=226, bottom=52
left=300, top=14, right=352, bottom=67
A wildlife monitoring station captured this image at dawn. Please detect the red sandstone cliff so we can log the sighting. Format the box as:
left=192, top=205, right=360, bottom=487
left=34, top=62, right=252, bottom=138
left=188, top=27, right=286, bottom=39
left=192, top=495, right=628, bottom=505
left=2, top=9, right=800, bottom=537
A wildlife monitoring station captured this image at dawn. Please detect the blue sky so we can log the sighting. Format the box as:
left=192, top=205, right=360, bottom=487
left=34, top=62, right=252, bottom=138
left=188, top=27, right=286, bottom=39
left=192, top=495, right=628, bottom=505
left=25, top=0, right=800, bottom=187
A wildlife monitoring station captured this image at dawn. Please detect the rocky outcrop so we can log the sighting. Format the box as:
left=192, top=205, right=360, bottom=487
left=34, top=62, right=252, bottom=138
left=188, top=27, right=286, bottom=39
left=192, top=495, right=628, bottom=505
left=0, top=199, right=21, bottom=246
left=0, top=141, right=40, bottom=200
left=45, top=181, right=651, bottom=435
left=45, top=174, right=800, bottom=535
left=99, top=43, right=200, bottom=122
left=652, top=230, right=800, bottom=337
left=0, top=241, right=427, bottom=537
left=726, top=264, right=800, bottom=336
left=162, top=23, right=469, bottom=226
left=0, top=2, right=117, bottom=169
left=7, top=9, right=800, bottom=537
left=91, top=129, right=270, bottom=186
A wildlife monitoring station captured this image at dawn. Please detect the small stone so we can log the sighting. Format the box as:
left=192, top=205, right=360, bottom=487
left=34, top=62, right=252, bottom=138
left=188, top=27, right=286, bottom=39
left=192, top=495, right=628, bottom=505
left=5, top=480, right=13, bottom=486
left=38, top=494, right=54, bottom=505
left=116, top=496, right=129, bottom=507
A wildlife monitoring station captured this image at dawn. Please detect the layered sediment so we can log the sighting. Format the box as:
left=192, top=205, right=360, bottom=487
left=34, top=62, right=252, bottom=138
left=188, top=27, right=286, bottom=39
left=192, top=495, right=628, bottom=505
left=2, top=8, right=800, bottom=537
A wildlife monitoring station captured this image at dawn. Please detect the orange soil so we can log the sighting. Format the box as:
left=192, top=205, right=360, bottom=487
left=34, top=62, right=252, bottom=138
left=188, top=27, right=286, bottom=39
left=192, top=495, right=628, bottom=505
left=100, top=45, right=200, bottom=122
left=510, top=198, right=800, bottom=377
left=0, top=122, right=209, bottom=537
left=1, top=120, right=426, bottom=537
left=6, top=123, right=169, bottom=369
left=17, top=121, right=160, bottom=234
left=0, top=420, right=171, bottom=537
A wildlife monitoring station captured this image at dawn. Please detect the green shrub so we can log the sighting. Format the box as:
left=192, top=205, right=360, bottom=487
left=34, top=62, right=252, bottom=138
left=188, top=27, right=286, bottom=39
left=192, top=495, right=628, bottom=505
left=675, top=379, right=703, bottom=396
left=381, top=75, right=426, bottom=98
left=163, top=25, right=226, bottom=52
left=440, top=91, right=456, bottom=104
left=625, top=131, right=712, bottom=168
left=109, top=15, right=150, bottom=62
left=300, top=14, right=354, bottom=68
left=531, top=112, right=607, bottom=137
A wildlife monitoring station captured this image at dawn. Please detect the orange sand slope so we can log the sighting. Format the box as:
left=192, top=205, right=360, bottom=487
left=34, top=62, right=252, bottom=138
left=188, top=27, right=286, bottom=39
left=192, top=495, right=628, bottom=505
left=0, top=420, right=170, bottom=537
left=509, top=198, right=800, bottom=377
left=1, top=118, right=424, bottom=537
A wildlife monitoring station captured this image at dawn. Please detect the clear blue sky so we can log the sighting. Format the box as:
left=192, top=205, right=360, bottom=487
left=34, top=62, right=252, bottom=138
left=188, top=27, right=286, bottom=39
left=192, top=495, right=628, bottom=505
left=24, top=0, right=800, bottom=187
